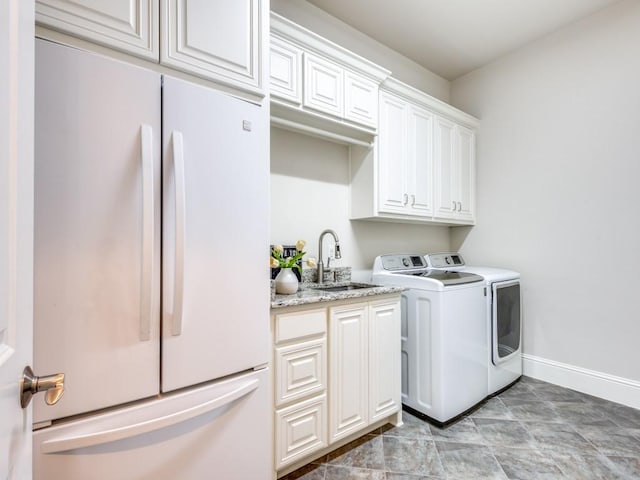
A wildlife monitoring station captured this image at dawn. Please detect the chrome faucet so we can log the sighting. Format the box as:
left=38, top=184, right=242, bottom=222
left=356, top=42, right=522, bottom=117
left=317, top=229, right=341, bottom=284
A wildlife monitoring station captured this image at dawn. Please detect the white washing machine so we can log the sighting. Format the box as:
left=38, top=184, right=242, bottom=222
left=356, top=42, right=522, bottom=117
left=424, top=253, right=522, bottom=395
left=372, top=254, right=487, bottom=426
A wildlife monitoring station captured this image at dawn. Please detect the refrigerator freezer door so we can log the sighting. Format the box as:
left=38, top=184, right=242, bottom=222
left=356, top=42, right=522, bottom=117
left=162, top=76, right=269, bottom=391
left=33, top=368, right=271, bottom=480
left=34, top=39, right=162, bottom=423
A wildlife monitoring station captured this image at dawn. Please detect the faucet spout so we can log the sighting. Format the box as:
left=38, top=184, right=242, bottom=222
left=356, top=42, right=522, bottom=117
left=317, top=229, right=341, bottom=284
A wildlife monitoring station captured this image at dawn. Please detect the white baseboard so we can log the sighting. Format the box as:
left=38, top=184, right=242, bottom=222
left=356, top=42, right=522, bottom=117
left=522, top=354, right=640, bottom=410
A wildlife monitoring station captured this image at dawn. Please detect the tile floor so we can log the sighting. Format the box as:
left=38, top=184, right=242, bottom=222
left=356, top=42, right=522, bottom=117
left=281, top=377, right=640, bottom=479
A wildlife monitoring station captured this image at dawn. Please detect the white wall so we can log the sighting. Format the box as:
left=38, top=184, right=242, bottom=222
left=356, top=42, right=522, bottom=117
left=270, top=0, right=450, bottom=102
left=450, top=0, right=640, bottom=384
left=271, top=127, right=450, bottom=273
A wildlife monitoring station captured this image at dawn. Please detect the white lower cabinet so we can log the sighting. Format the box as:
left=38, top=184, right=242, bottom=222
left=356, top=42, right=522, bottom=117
left=272, top=297, right=401, bottom=474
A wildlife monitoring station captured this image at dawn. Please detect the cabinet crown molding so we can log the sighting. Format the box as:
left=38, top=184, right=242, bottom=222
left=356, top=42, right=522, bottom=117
left=271, top=12, right=391, bottom=83
left=382, top=77, right=479, bottom=128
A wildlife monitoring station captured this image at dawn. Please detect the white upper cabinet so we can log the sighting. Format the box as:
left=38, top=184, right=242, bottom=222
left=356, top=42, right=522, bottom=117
left=434, top=117, right=476, bottom=223
left=270, top=37, right=302, bottom=103
left=344, top=71, right=379, bottom=128
left=161, top=0, right=264, bottom=94
left=36, top=0, right=266, bottom=98
left=270, top=13, right=390, bottom=146
left=377, top=91, right=434, bottom=218
left=36, top=0, right=159, bottom=59
left=303, top=53, right=344, bottom=117
left=408, top=105, right=435, bottom=217
left=350, top=77, right=478, bottom=225
left=377, top=91, right=409, bottom=214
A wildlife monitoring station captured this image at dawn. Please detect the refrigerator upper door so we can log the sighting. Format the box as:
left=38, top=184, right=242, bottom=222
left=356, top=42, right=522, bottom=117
left=162, top=76, right=269, bottom=392
left=34, top=40, right=162, bottom=423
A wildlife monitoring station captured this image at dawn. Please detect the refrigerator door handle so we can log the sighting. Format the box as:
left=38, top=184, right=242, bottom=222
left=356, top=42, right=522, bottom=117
left=140, top=124, right=154, bottom=341
left=40, top=377, right=260, bottom=454
left=171, top=130, right=186, bottom=336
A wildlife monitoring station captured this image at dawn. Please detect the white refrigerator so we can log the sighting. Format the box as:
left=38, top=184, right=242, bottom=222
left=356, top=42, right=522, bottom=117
left=33, top=39, right=270, bottom=479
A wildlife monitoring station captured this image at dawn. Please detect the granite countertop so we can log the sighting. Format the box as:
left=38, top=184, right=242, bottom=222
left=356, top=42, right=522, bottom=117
left=271, top=281, right=405, bottom=309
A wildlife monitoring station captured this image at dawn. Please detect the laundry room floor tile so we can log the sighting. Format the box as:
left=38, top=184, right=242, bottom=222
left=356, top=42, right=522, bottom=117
left=280, top=377, right=640, bottom=480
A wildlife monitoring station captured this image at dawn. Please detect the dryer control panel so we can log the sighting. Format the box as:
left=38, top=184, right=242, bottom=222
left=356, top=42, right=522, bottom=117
left=426, top=253, right=465, bottom=269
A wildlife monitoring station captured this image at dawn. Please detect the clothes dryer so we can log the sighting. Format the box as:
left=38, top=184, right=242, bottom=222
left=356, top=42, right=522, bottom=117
left=425, top=254, right=522, bottom=395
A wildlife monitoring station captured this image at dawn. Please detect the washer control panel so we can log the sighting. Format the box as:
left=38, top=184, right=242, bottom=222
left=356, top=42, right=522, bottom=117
left=380, top=254, right=427, bottom=271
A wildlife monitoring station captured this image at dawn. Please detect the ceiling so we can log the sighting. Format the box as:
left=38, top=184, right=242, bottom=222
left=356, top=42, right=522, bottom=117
left=305, top=0, right=622, bottom=80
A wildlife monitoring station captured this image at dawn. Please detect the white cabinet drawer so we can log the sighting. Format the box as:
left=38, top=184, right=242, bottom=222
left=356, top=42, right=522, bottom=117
left=303, top=53, right=343, bottom=117
left=275, top=308, right=326, bottom=344
left=275, top=338, right=326, bottom=407
left=270, top=37, right=302, bottom=103
left=275, top=394, right=328, bottom=469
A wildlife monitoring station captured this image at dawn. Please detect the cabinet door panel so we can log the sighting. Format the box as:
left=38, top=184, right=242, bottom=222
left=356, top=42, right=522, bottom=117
left=36, top=0, right=159, bottom=59
left=270, top=37, right=302, bottom=103
left=408, top=105, right=434, bottom=217
left=303, top=53, right=343, bottom=116
left=344, top=71, right=378, bottom=127
left=369, top=300, right=401, bottom=422
left=456, top=126, right=476, bottom=222
left=161, top=0, right=264, bottom=92
left=434, top=116, right=456, bottom=219
left=378, top=92, right=408, bottom=214
left=329, top=304, right=368, bottom=442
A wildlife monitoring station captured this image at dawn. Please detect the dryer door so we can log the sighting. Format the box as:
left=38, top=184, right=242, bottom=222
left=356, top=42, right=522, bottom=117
left=491, top=280, right=521, bottom=365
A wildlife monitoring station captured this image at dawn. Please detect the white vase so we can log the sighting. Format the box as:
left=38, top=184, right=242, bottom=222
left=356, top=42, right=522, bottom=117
left=275, top=267, right=299, bottom=294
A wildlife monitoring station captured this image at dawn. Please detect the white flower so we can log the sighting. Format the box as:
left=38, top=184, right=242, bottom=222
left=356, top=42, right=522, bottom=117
left=296, top=239, right=306, bottom=251
left=273, top=244, right=284, bottom=254
left=270, top=257, right=280, bottom=268
left=306, top=257, right=317, bottom=268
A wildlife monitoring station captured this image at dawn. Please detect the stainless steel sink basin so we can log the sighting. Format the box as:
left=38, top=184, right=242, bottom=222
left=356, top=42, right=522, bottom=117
left=312, top=283, right=375, bottom=292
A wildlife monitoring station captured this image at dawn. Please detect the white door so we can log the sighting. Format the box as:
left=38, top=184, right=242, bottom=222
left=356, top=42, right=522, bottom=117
left=456, top=125, right=476, bottom=222
left=161, top=0, right=264, bottom=93
left=368, top=299, right=401, bottom=423
left=433, top=115, right=456, bottom=219
left=378, top=91, right=408, bottom=214
left=408, top=105, right=434, bottom=217
left=162, top=76, right=269, bottom=392
left=328, top=303, right=368, bottom=442
left=0, top=0, right=34, bottom=478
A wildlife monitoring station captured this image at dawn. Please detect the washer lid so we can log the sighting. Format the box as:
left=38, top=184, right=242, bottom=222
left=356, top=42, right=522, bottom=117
left=405, top=270, right=484, bottom=286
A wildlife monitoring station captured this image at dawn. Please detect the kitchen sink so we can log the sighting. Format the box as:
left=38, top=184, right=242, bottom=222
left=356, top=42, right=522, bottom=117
left=312, top=283, right=376, bottom=292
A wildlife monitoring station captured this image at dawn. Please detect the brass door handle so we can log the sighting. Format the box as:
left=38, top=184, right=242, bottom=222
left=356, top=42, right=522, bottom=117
left=20, top=365, right=65, bottom=408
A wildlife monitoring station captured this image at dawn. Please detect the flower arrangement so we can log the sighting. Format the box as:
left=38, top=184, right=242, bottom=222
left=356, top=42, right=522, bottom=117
left=270, top=240, right=317, bottom=272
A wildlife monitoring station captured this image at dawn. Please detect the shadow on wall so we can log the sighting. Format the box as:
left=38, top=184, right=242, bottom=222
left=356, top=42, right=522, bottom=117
left=350, top=220, right=451, bottom=269
left=450, top=226, right=473, bottom=252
